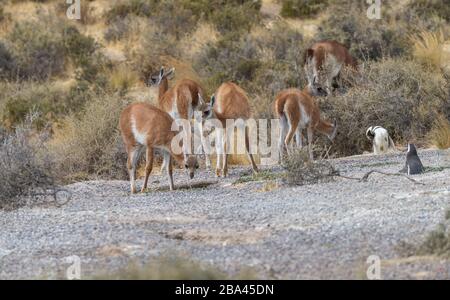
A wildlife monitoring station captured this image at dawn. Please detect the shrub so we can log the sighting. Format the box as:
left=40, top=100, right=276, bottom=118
left=0, top=82, right=68, bottom=130
left=7, top=18, right=66, bottom=80
left=132, top=23, right=180, bottom=82
left=410, top=30, right=449, bottom=71
left=280, top=0, right=328, bottom=18
left=62, top=25, right=97, bottom=68
left=316, top=1, right=410, bottom=60
left=0, top=41, right=16, bottom=79
left=104, top=17, right=132, bottom=42
left=282, top=148, right=336, bottom=186
left=408, top=0, right=450, bottom=23
left=50, top=93, right=129, bottom=181
left=0, top=115, right=59, bottom=211
left=320, top=59, right=450, bottom=156
left=210, top=1, right=261, bottom=36
left=108, top=64, right=139, bottom=94
left=194, top=22, right=306, bottom=117
left=104, top=0, right=154, bottom=23
left=428, top=115, right=450, bottom=149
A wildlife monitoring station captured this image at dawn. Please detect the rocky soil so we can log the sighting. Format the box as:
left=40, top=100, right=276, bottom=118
left=0, top=149, right=449, bottom=279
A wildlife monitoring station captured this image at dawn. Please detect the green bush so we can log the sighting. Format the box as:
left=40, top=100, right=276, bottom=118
left=0, top=41, right=15, bottom=79
left=210, top=1, right=261, bottom=36
left=62, top=25, right=97, bottom=68
left=7, top=19, right=66, bottom=80
left=280, top=0, right=328, bottom=18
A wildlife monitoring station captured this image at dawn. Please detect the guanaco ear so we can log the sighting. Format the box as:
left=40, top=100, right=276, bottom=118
left=165, top=67, right=175, bottom=79
left=210, top=95, right=216, bottom=107
left=159, top=67, right=165, bottom=79
left=330, top=121, right=338, bottom=141
left=198, top=93, right=205, bottom=106
left=304, top=48, right=314, bottom=64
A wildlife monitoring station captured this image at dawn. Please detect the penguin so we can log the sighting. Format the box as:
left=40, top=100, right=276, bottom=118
left=400, top=144, right=424, bottom=175
left=366, top=126, right=395, bottom=154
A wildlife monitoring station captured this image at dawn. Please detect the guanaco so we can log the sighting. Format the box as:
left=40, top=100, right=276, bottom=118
left=304, top=40, right=357, bottom=96
left=119, top=102, right=199, bottom=194
left=203, top=82, right=258, bottom=177
left=150, top=67, right=211, bottom=167
left=274, top=87, right=338, bottom=161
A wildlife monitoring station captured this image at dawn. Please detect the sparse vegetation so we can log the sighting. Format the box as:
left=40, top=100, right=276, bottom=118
left=0, top=115, right=59, bottom=210
left=282, top=149, right=336, bottom=186
left=317, top=1, right=410, bottom=60
left=428, top=115, right=450, bottom=149
left=280, top=0, right=328, bottom=18
left=320, top=58, right=450, bottom=156
left=234, top=170, right=280, bottom=184
left=401, top=210, right=450, bottom=258
left=410, top=30, right=449, bottom=70
left=49, top=93, right=128, bottom=182
left=93, top=255, right=230, bottom=280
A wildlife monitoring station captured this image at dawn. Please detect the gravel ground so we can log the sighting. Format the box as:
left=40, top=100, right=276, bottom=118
left=0, top=149, right=449, bottom=280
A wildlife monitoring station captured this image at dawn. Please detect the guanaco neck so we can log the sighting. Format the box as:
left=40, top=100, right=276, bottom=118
left=158, top=78, right=169, bottom=102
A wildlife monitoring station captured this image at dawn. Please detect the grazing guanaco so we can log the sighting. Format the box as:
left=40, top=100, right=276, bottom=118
left=274, top=87, right=338, bottom=161
left=119, top=102, right=199, bottom=194
left=150, top=67, right=211, bottom=167
left=304, top=40, right=357, bottom=96
left=203, top=82, right=258, bottom=177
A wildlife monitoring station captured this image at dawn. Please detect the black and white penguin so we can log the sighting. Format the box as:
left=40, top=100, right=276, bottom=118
left=400, top=144, right=424, bottom=175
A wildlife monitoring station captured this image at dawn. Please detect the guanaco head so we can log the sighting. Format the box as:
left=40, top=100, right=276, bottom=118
left=201, top=95, right=215, bottom=121
left=149, top=67, right=175, bottom=86
left=197, top=93, right=211, bottom=120
left=184, top=155, right=199, bottom=179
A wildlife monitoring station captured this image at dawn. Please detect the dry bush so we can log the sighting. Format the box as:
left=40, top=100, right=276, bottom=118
left=0, top=81, right=68, bottom=130
left=280, top=0, right=328, bottom=18
left=50, top=92, right=129, bottom=181
left=104, top=0, right=154, bottom=23
left=0, top=115, right=60, bottom=210
left=131, top=22, right=180, bottom=82
left=320, top=58, right=450, bottom=156
left=282, top=148, right=336, bottom=186
left=107, top=64, right=139, bottom=94
left=317, top=1, right=410, bottom=61
left=408, top=0, right=450, bottom=23
left=410, top=30, right=449, bottom=71
left=6, top=17, right=66, bottom=80
left=0, top=41, right=15, bottom=79
left=104, top=16, right=133, bottom=42
left=400, top=211, right=450, bottom=258
left=428, top=115, right=450, bottom=149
